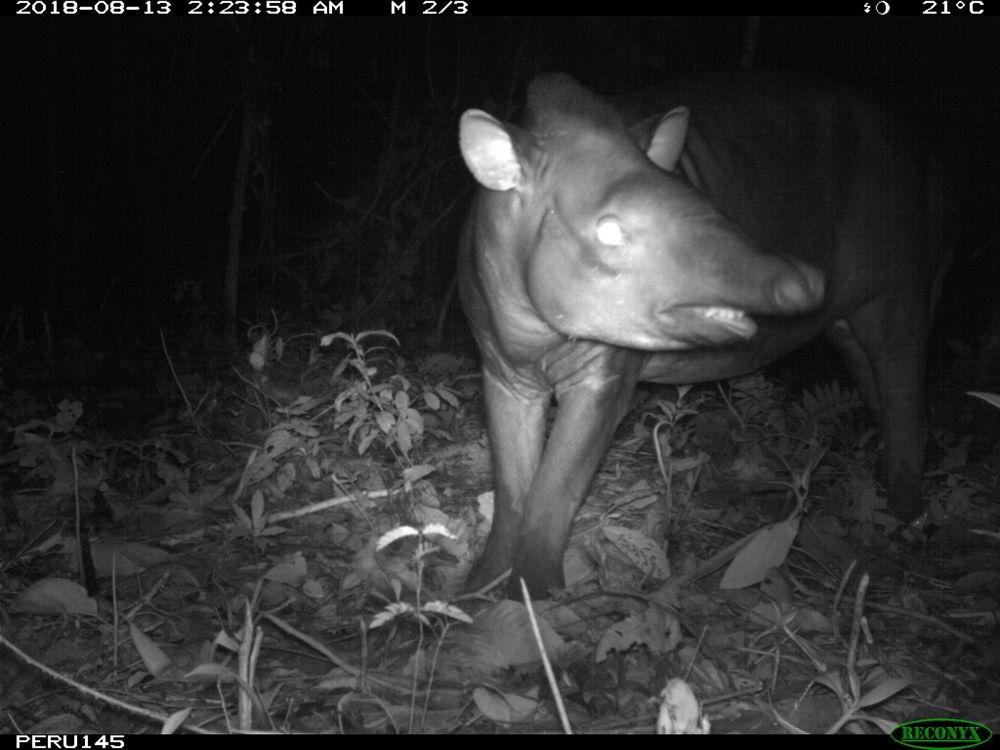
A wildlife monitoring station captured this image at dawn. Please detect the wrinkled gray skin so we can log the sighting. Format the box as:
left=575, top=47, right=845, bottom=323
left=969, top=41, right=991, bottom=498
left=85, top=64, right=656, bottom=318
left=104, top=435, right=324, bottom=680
left=458, top=72, right=947, bottom=597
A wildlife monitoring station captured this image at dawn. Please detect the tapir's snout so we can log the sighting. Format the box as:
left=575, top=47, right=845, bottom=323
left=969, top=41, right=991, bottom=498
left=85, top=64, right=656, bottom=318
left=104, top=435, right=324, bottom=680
left=645, top=242, right=827, bottom=349
left=774, top=257, right=825, bottom=311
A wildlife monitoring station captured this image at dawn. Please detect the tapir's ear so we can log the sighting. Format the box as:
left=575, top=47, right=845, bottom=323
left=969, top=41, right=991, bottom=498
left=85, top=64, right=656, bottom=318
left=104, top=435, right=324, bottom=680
left=459, top=109, right=524, bottom=191
left=642, top=106, right=690, bottom=172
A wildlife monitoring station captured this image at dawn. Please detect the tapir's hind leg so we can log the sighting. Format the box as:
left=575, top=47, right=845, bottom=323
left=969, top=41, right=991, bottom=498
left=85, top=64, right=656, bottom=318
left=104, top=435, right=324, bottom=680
left=828, top=291, right=930, bottom=520
left=826, top=318, right=882, bottom=423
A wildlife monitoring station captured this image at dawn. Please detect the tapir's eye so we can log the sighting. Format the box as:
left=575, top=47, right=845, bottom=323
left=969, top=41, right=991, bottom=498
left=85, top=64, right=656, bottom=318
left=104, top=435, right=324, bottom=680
left=596, top=217, right=625, bottom=247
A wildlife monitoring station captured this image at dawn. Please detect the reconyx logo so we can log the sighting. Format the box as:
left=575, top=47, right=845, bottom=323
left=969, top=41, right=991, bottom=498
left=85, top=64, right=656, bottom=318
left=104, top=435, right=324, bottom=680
left=892, top=719, right=993, bottom=749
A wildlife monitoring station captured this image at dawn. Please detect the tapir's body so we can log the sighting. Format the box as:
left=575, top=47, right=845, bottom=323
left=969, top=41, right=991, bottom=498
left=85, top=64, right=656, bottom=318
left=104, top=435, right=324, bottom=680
left=458, top=72, right=947, bottom=596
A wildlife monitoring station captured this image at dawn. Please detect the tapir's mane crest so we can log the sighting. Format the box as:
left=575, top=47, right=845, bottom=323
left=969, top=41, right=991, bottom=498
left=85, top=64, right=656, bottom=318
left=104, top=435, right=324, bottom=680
left=524, top=73, right=626, bottom=139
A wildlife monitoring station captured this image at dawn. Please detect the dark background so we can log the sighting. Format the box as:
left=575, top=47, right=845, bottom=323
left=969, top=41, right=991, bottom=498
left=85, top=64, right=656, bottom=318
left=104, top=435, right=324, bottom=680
left=3, top=15, right=999, bottom=379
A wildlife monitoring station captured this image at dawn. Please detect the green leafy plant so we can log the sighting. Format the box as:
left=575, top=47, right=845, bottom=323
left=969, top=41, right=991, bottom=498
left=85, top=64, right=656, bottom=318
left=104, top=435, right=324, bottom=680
left=646, top=385, right=711, bottom=522
left=323, top=330, right=458, bottom=463
left=771, top=573, right=912, bottom=735
left=370, top=523, right=471, bottom=630
left=244, top=325, right=462, bottom=488
left=724, top=372, right=788, bottom=435
left=231, top=489, right=287, bottom=549
left=1, top=399, right=102, bottom=496
left=795, top=380, right=866, bottom=447
left=370, top=522, right=472, bottom=733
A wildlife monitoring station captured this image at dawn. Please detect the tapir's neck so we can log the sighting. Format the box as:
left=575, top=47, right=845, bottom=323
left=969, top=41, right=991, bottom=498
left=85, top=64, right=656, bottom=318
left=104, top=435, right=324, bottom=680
left=465, top=189, right=566, bottom=368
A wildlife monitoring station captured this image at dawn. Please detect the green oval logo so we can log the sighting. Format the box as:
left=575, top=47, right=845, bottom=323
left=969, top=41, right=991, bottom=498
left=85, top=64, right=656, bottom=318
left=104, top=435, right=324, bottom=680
left=892, top=718, right=993, bottom=749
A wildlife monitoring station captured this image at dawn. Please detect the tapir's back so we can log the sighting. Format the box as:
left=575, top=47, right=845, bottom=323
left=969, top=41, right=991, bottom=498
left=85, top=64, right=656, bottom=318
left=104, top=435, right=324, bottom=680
left=617, top=72, right=938, bottom=310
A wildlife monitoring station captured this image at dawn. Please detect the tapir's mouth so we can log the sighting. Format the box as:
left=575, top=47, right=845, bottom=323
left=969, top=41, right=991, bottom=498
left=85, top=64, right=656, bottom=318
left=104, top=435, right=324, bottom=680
left=554, top=303, right=759, bottom=351
left=698, top=306, right=756, bottom=337
left=664, top=305, right=758, bottom=344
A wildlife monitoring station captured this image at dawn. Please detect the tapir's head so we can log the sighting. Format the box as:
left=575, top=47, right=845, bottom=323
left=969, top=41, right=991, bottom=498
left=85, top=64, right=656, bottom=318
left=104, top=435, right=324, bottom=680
left=458, top=73, right=825, bottom=351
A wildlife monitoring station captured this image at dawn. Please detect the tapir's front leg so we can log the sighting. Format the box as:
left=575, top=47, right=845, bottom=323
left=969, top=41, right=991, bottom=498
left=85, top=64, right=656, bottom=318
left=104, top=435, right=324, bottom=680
left=465, top=369, right=548, bottom=591
left=511, top=344, right=647, bottom=597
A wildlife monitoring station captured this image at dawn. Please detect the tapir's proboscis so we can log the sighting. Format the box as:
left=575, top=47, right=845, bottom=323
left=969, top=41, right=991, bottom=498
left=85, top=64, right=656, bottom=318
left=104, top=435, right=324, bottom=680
left=457, top=72, right=949, bottom=597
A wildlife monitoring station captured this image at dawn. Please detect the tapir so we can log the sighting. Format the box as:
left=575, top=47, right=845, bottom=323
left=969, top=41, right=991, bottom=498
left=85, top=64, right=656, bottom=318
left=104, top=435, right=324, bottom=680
left=457, top=72, right=948, bottom=597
